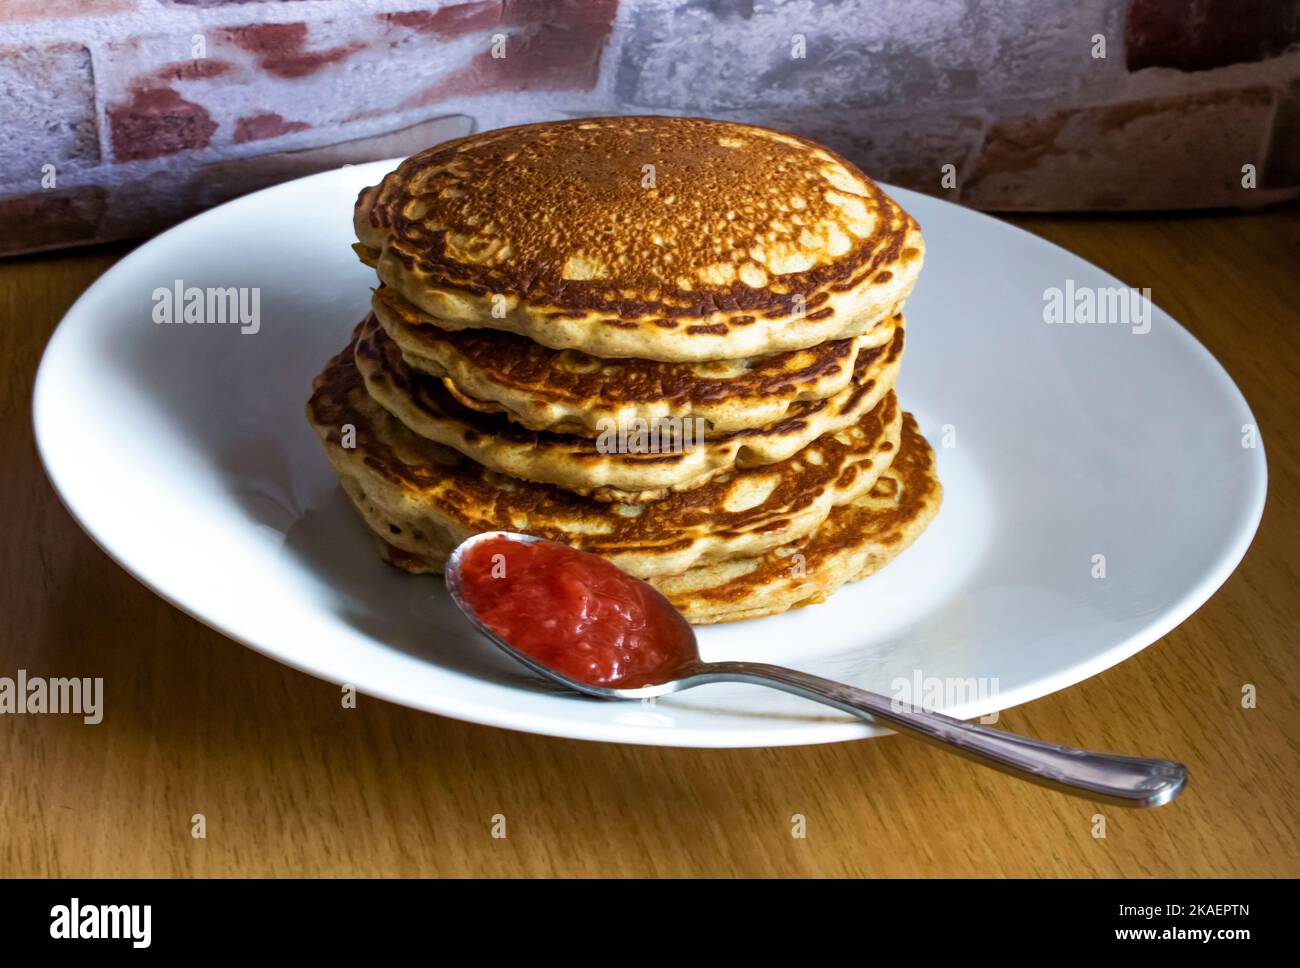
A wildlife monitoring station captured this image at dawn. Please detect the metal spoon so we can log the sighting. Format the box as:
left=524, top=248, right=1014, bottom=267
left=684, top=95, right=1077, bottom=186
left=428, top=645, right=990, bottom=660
left=445, top=531, right=1187, bottom=808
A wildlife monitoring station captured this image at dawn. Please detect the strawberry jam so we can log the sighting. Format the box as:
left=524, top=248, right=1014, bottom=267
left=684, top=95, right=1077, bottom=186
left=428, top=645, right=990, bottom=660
left=457, top=536, right=697, bottom=689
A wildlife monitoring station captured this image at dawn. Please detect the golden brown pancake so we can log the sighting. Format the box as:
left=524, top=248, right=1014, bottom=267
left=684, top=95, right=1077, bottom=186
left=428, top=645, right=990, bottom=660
left=354, top=116, right=924, bottom=362
left=307, top=327, right=903, bottom=579
left=651, top=414, right=941, bottom=623
left=355, top=313, right=904, bottom=503
left=375, top=414, right=942, bottom=625
left=372, top=284, right=898, bottom=436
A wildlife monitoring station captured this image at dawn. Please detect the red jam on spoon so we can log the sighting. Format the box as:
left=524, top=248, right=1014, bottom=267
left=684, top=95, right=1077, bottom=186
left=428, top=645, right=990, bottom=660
left=456, top=536, right=697, bottom=689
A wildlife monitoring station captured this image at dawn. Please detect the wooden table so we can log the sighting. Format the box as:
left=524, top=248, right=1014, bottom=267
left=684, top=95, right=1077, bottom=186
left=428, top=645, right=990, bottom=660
left=3, top=207, right=1297, bottom=878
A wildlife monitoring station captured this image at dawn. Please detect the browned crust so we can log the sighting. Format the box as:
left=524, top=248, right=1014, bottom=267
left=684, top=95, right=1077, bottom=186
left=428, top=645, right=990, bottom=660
left=357, top=116, right=919, bottom=320
left=364, top=310, right=902, bottom=452
left=366, top=414, right=944, bottom=625
left=374, top=286, right=899, bottom=431
left=306, top=327, right=902, bottom=569
left=654, top=414, right=942, bottom=622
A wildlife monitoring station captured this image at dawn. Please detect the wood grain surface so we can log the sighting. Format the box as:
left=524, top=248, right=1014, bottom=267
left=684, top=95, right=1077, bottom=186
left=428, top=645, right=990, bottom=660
left=2, top=206, right=1297, bottom=877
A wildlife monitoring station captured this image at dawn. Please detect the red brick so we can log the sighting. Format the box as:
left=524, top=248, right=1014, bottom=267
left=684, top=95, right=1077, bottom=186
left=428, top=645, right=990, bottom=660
left=109, top=87, right=218, bottom=162
left=233, top=112, right=310, bottom=144
left=382, top=1, right=615, bottom=38
left=225, top=22, right=308, bottom=56
left=401, top=12, right=616, bottom=106
left=381, top=3, right=504, bottom=40
left=0, top=187, right=107, bottom=256
left=1126, top=0, right=1300, bottom=72
left=223, top=22, right=365, bottom=80
left=502, top=0, right=619, bottom=24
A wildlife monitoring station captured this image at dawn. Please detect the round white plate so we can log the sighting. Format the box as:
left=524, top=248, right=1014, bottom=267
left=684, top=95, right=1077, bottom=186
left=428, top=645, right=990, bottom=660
left=34, top=161, right=1266, bottom=747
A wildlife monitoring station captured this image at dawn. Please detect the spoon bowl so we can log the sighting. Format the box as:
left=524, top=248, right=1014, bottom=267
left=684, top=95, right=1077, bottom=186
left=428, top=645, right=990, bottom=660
left=446, top=530, right=705, bottom=700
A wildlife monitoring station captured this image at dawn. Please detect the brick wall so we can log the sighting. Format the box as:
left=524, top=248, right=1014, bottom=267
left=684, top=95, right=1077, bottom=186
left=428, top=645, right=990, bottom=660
left=1, top=0, right=1297, bottom=256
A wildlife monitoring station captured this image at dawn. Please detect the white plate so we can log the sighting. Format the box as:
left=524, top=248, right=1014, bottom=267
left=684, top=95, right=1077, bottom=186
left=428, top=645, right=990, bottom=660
left=33, top=161, right=1266, bottom=747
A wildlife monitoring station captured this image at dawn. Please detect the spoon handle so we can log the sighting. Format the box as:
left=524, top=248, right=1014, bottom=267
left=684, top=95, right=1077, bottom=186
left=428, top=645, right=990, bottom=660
left=693, top=661, right=1187, bottom=807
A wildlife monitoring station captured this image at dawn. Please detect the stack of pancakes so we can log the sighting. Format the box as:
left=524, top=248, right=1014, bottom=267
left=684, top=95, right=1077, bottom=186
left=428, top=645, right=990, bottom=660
left=307, top=116, right=942, bottom=624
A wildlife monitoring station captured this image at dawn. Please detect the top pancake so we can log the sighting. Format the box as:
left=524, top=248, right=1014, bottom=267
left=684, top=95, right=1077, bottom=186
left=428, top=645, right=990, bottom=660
left=354, top=116, right=924, bottom=362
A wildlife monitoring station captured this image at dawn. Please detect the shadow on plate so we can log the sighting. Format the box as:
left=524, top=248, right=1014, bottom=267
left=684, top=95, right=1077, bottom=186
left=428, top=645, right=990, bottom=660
left=96, top=278, right=583, bottom=694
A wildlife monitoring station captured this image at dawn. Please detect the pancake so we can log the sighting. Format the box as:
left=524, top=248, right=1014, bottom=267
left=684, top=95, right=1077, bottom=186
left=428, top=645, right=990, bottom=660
left=355, top=313, right=904, bottom=504
left=375, top=414, right=942, bottom=625
left=651, top=414, right=941, bottom=623
left=307, top=328, right=903, bottom=579
left=372, top=284, right=898, bottom=436
left=353, top=116, right=924, bottom=362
